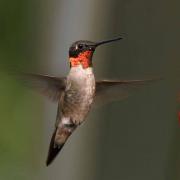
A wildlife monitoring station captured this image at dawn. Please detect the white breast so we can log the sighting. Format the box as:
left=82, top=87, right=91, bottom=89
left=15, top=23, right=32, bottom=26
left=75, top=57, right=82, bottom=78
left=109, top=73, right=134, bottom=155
left=69, top=65, right=94, bottom=79
left=66, top=65, right=96, bottom=122
left=68, top=65, right=95, bottom=90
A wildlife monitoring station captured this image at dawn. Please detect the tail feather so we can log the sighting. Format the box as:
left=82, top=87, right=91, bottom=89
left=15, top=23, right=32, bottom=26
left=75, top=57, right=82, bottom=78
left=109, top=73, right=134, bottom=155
left=46, top=129, right=64, bottom=166
left=46, top=125, right=76, bottom=166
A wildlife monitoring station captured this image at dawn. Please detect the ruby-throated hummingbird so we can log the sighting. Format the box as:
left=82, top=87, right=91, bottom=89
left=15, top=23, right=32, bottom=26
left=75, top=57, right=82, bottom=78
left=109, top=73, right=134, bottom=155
left=23, top=36, right=156, bottom=166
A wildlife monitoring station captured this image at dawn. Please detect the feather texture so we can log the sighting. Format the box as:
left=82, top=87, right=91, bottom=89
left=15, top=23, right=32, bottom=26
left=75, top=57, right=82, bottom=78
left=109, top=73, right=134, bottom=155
left=20, top=73, right=66, bottom=101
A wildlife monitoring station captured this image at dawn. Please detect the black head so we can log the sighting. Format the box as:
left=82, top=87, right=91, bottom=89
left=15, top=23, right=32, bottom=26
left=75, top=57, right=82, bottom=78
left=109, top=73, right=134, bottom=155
left=69, top=41, right=96, bottom=58
left=69, top=36, right=123, bottom=58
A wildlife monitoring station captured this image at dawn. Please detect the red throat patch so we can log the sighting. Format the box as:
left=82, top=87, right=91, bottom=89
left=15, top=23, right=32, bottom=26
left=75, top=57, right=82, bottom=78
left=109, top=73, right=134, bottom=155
left=70, top=51, right=92, bottom=69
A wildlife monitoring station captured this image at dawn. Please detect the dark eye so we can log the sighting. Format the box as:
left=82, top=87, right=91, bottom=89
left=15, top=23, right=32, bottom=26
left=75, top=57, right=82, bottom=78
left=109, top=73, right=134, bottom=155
left=78, top=44, right=83, bottom=49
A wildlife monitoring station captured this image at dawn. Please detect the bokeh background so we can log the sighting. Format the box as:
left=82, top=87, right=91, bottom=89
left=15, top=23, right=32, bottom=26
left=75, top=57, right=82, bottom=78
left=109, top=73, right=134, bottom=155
left=0, top=0, right=180, bottom=179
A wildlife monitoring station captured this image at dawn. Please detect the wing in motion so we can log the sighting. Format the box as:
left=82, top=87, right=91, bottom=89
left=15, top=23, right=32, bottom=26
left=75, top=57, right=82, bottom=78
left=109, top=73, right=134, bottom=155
left=20, top=73, right=159, bottom=106
left=94, top=79, right=159, bottom=107
left=20, top=73, right=66, bottom=102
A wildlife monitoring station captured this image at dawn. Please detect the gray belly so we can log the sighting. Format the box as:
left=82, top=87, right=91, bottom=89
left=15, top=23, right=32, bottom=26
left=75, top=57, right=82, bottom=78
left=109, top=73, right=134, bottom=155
left=60, top=66, right=95, bottom=124
left=61, top=76, right=95, bottom=124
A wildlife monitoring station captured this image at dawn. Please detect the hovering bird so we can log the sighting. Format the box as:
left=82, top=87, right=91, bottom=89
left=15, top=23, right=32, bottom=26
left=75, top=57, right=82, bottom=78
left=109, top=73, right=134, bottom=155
left=23, top=36, right=157, bottom=166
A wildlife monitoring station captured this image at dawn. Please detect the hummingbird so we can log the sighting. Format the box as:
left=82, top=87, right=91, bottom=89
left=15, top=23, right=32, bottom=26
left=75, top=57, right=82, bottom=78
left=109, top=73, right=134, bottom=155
left=22, top=36, right=157, bottom=166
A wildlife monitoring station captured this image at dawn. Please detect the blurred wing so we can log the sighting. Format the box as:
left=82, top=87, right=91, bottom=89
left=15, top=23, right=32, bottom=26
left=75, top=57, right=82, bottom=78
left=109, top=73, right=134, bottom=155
left=94, top=79, right=158, bottom=107
left=20, top=73, right=66, bottom=102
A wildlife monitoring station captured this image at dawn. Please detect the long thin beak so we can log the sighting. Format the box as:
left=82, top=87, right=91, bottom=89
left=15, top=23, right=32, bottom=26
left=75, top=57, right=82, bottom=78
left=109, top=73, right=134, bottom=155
left=94, top=36, right=123, bottom=47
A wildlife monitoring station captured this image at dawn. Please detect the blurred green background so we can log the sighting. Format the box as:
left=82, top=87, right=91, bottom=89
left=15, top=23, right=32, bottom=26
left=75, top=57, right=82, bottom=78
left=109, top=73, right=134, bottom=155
left=0, top=0, right=180, bottom=179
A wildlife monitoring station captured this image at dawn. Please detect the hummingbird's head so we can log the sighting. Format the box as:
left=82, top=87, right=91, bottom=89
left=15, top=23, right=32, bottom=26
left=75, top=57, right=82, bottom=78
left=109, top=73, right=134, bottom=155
left=69, top=36, right=123, bottom=69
